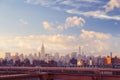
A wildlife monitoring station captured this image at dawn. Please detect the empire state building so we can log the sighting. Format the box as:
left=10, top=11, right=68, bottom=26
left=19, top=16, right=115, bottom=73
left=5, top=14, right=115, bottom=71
left=41, top=43, right=45, bottom=55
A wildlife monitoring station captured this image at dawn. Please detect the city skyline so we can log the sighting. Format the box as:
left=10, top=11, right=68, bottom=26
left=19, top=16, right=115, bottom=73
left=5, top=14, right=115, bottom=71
left=0, top=0, right=120, bottom=57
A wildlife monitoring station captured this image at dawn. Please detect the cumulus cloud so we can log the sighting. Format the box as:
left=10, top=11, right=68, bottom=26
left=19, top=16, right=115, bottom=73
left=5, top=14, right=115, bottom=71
left=79, top=29, right=113, bottom=54
left=0, top=30, right=120, bottom=56
left=0, top=34, right=77, bottom=55
left=43, top=21, right=54, bottom=31
left=42, top=16, right=85, bottom=31
left=80, top=29, right=110, bottom=40
left=104, top=0, right=120, bottom=12
left=64, top=16, right=85, bottom=29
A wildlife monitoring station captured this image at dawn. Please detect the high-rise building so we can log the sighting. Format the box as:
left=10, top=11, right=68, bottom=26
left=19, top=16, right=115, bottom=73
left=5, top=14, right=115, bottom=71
left=110, top=52, right=112, bottom=58
left=54, top=52, right=60, bottom=61
left=34, top=53, right=38, bottom=59
left=41, top=43, right=45, bottom=54
left=28, top=53, right=34, bottom=64
left=40, top=43, right=45, bottom=60
left=89, top=57, right=93, bottom=66
left=14, top=52, right=20, bottom=61
left=106, top=56, right=111, bottom=65
left=5, top=52, right=11, bottom=61
left=71, top=52, right=77, bottom=58
left=19, top=53, right=24, bottom=61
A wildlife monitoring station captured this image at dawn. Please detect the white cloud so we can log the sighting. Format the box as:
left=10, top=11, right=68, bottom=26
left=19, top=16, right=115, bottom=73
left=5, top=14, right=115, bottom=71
left=64, top=16, right=85, bottom=29
left=59, top=0, right=80, bottom=9
left=79, top=29, right=114, bottom=54
left=104, top=0, right=120, bottom=12
left=0, top=34, right=77, bottom=55
left=66, top=9, right=120, bottom=20
left=24, top=0, right=120, bottom=21
left=80, top=0, right=101, bottom=3
left=80, top=29, right=111, bottom=40
left=43, top=21, right=54, bottom=31
left=83, top=10, right=120, bottom=20
left=24, top=0, right=58, bottom=7
left=23, top=0, right=102, bottom=13
left=42, top=16, right=85, bottom=31
left=19, top=19, right=28, bottom=26
left=24, top=0, right=101, bottom=7
left=0, top=30, right=120, bottom=56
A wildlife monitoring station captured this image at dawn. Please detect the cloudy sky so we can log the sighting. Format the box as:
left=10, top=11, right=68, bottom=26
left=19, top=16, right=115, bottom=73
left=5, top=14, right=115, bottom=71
left=0, top=0, right=120, bottom=57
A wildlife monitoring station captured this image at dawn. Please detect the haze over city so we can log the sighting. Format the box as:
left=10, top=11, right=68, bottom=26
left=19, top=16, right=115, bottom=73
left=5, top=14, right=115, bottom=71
left=0, top=0, right=120, bottom=58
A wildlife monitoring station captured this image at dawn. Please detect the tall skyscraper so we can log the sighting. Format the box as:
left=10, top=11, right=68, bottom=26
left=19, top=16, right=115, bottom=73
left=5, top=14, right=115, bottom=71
left=110, top=52, right=112, bottom=58
left=41, top=43, right=45, bottom=55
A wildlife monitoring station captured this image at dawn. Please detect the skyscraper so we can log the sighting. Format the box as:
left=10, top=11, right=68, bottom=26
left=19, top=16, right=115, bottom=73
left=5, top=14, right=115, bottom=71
left=110, top=52, right=112, bottom=58
left=5, top=52, right=11, bottom=61
left=41, top=43, right=45, bottom=55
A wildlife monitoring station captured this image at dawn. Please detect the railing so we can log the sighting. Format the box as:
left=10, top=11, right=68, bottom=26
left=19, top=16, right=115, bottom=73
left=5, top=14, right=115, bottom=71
left=0, top=73, right=40, bottom=80
left=0, top=67, right=120, bottom=80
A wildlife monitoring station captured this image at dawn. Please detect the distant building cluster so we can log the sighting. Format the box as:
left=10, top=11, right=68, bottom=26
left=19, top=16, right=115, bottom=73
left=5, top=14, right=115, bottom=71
left=0, top=44, right=120, bottom=68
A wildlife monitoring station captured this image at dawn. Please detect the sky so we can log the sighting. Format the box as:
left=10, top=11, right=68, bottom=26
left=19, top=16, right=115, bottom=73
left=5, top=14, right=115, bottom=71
left=0, top=0, right=120, bottom=57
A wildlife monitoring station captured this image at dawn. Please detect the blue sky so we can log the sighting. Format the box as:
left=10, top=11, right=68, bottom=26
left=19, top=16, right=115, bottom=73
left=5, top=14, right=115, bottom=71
left=0, top=0, right=120, bottom=57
